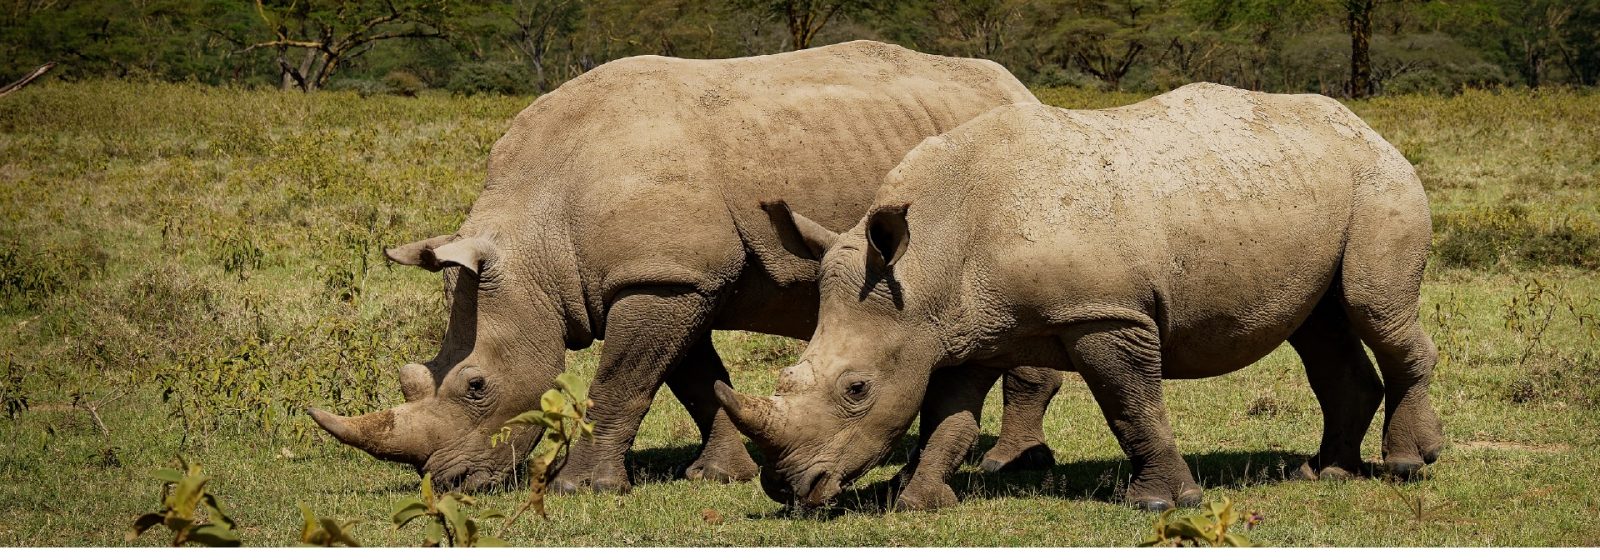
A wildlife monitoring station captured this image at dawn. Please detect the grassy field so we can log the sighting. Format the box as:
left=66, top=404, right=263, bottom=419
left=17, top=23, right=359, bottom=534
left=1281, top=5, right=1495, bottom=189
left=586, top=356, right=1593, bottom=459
left=1, top=81, right=1598, bottom=547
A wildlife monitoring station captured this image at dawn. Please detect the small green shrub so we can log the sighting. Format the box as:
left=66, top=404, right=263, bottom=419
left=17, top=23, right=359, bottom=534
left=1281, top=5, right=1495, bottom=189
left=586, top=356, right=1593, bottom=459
left=297, top=502, right=362, bottom=547
left=325, top=78, right=390, bottom=97
left=383, top=70, right=425, bottom=97
left=128, top=459, right=241, bottom=547
left=392, top=472, right=507, bottom=547
left=446, top=62, right=531, bottom=96
left=494, top=371, right=593, bottom=523
left=1139, top=496, right=1259, bottom=547
left=214, top=231, right=264, bottom=281
left=2, top=359, right=29, bottom=420
left=1434, top=204, right=1600, bottom=270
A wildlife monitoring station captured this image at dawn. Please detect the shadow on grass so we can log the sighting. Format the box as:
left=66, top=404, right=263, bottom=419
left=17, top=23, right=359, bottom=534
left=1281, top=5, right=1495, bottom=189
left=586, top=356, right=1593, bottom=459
left=749, top=434, right=1313, bottom=519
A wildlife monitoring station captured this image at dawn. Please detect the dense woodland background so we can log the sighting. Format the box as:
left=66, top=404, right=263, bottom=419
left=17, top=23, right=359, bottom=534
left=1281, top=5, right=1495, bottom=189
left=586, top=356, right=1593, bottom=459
left=5, top=0, right=1599, bottom=98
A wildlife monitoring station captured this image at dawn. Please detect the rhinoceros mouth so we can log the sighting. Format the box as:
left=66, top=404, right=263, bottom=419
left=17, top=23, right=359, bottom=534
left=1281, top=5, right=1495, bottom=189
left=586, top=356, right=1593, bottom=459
left=422, top=447, right=526, bottom=494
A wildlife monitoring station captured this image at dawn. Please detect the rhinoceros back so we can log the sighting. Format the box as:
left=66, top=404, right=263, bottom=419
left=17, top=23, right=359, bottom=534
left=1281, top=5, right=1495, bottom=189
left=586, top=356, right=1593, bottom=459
left=468, top=41, right=1037, bottom=296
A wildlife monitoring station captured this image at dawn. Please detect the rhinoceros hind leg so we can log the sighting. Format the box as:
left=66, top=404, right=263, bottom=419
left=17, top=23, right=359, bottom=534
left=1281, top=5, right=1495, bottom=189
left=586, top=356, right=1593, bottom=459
left=1066, top=323, right=1200, bottom=511
left=1339, top=181, right=1445, bottom=481
left=667, top=336, right=759, bottom=483
left=979, top=367, right=1062, bottom=473
left=1287, top=291, right=1384, bottom=481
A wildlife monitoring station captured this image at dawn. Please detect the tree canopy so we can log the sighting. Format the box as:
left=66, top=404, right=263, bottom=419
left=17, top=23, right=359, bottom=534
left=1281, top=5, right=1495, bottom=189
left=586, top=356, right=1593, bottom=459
left=3, top=0, right=1596, bottom=96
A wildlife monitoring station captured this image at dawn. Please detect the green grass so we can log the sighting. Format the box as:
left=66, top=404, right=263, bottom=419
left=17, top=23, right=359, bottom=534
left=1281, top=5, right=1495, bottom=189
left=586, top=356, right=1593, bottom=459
left=2, top=81, right=1599, bottom=546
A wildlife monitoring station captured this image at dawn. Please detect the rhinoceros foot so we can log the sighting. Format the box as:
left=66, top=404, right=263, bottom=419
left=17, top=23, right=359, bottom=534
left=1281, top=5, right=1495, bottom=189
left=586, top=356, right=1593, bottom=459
left=978, top=443, right=1056, bottom=473
left=1127, top=481, right=1203, bottom=512
left=892, top=480, right=958, bottom=512
left=682, top=451, right=759, bottom=483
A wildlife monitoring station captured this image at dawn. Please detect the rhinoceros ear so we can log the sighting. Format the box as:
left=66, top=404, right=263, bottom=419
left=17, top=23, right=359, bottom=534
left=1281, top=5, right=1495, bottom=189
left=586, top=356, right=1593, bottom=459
left=385, top=235, right=456, bottom=271
left=866, top=203, right=910, bottom=268
left=429, top=236, right=496, bottom=275
left=762, top=200, right=839, bottom=260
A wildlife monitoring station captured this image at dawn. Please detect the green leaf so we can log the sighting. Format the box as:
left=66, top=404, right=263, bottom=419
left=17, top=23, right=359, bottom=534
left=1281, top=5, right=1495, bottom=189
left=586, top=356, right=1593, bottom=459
left=420, top=472, right=435, bottom=508
left=424, top=519, right=444, bottom=547
left=1223, top=533, right=1254, bottom=547
left=297, top=502, right=317, bottom=538
left=479, top=508, right=506, bottom=520
left=436, top=496, right=467, bottom=542
left=129, top=513, right=165, bottom=540
left=320, top=518, right=362, bottom=547
left=392, top=501, right=428, bottom=527
left=539, top=389, right=565, bottom=414
left=476, top=535, right=510, bottom=547
left=203, top=493, right=236, bottom=531
left=554, top=372, right=588, bottom=403
left=501, top=410, right=544, bottom=427
left=187, top=523, right=242, bottom=547
left=153, top=468, right=184, bottom=483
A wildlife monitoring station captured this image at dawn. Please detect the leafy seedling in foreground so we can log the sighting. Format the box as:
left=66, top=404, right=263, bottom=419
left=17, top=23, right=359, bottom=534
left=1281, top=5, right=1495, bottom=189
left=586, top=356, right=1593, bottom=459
left=297, top=502, right=361, bottom=547
left=128, top=458, right=241, bottom=547
left=392, top=471, right=507, bottom=547
left=493, top=371, right=594, bottom=523
left=1139, top=496, right=1259, bottom=547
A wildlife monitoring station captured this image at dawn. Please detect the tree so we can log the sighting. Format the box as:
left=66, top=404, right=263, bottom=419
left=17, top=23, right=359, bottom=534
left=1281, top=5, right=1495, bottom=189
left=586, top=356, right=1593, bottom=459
left=1030, top=0, right=1175, bottom=91
left=732, top=0, right=874, bottom=50
left=246, top=0, right=453, bottom=91
left=1346, top=0, right=1375, bottom=98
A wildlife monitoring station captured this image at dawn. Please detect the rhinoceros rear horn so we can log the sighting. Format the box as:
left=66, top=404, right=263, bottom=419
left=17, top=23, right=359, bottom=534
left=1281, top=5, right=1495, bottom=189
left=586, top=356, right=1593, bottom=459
left=762, top=199, right=839, bottom=260
left=714, top=381, right=779, bottom=447
left=866, top=203, right=910, bottom=268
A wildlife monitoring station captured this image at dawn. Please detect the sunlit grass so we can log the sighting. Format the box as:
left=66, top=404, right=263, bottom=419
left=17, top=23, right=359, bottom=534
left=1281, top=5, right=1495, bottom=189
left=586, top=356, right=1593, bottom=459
left=1, top=82, right=1597, bottom=546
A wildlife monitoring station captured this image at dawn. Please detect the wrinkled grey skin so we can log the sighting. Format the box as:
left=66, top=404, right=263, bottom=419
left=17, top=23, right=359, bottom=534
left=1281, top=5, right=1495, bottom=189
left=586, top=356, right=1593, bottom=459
left=719, top=83, right=1444, bottom=511
left=309, top=41, right=1065, bottom=493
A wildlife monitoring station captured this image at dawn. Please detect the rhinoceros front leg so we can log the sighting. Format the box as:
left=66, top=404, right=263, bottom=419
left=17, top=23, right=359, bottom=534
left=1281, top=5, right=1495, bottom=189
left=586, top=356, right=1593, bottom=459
left=892, top=366, right=1005, bottom=511
left=980, top=366, right=1063, bottom=473
left=1067, top=323, right=1202, bottom=512
left=664, top=336, right=759, bottom=483
left=552, top=286, right=715, bottom=494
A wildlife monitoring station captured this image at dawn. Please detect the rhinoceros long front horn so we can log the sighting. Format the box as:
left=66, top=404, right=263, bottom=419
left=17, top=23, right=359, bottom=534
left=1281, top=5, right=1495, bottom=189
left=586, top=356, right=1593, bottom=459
left=307, top=407, right=426, bottom=467
left=713, top=381, right=780, bottom=449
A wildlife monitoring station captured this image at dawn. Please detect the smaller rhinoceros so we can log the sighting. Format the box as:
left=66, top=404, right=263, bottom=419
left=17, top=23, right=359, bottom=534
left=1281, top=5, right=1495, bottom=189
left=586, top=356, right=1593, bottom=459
left=717, top=83, right=1444, bottom=511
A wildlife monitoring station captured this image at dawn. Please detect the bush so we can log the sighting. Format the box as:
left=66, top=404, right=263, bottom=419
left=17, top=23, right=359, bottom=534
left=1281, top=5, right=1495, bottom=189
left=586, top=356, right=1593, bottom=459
left=1025, top=66, right=1106, bottom=90
left=325, top=78, right=389, bottom=97
left=383, top=70, right=425, bottom=97
left=1433, top=203, right=1600, bottom=270
left=445, top=62, right=532, bottom=96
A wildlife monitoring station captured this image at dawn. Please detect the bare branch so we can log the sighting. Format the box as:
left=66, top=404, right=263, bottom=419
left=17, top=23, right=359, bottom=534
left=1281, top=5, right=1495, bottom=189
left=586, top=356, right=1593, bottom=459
left=0, top=62, right=56, bottom=98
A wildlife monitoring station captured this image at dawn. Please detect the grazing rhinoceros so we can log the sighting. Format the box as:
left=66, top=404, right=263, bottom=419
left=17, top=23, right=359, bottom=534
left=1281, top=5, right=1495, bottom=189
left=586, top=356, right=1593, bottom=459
left=717, top=83, right=1444, bottom=511
left=308, top=40, right=1066, bottom=493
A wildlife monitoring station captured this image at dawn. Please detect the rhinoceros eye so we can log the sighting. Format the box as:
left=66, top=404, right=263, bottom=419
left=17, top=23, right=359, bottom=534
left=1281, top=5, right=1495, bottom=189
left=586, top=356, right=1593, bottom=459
left=844, top=380, right=869, bottom=402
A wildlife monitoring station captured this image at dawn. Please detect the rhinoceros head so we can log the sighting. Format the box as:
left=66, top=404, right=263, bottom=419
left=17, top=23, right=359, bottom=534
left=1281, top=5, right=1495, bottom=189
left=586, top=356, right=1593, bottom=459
left=310, top=232, right=567, bottom=493
left=718, top=203, right=949, bottom=507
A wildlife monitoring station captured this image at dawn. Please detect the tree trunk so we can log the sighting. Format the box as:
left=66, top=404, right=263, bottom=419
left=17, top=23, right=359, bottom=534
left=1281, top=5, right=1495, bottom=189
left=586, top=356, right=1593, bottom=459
left=1347, top=0, right=1375, bottom=99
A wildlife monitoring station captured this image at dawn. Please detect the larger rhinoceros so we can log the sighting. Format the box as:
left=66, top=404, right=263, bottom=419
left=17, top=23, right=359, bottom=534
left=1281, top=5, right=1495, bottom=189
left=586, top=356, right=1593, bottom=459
left=718, top=83, right=1444, bottom=511
left=308, top=40, right=1065, bottom=493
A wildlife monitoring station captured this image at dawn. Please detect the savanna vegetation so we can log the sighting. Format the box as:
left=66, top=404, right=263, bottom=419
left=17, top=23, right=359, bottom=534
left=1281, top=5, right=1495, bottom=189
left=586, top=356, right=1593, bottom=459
left=5, top=1, right=1600, bottom=98
left=1, top=80, right=1597, bottom=546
